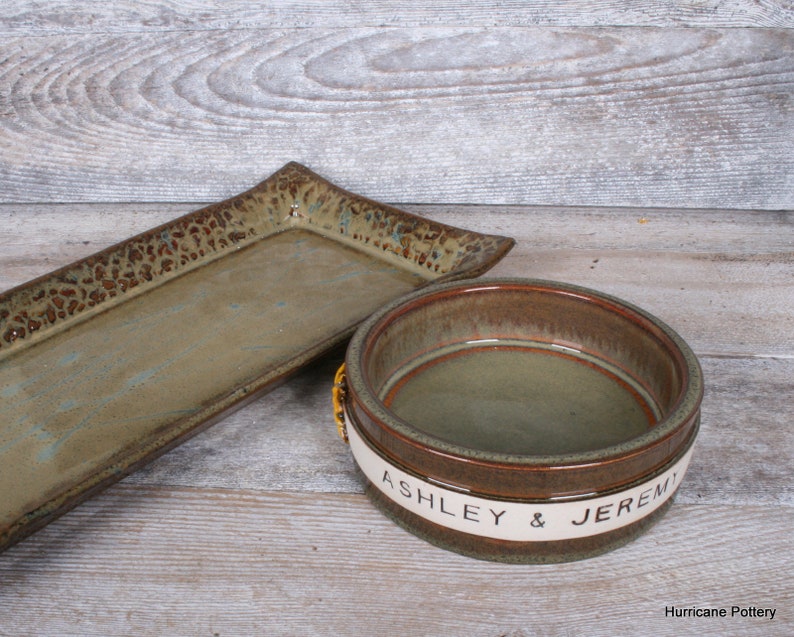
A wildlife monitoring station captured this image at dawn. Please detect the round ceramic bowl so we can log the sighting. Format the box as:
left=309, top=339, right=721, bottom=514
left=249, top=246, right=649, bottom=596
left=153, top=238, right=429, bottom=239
left=334, top=279, right=703, bottom=563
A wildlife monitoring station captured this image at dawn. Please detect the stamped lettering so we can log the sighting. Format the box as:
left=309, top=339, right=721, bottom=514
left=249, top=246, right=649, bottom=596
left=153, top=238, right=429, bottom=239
left=347, top=418, right=694, bottom=543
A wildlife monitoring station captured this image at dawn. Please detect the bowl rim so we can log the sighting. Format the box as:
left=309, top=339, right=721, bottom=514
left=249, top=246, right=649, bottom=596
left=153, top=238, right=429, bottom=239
left=345, top=277, right=704, bottom=468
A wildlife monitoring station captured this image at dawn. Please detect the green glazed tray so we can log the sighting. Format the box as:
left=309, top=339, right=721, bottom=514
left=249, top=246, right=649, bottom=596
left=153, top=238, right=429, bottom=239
left=0, top=162, right=514, bottom=552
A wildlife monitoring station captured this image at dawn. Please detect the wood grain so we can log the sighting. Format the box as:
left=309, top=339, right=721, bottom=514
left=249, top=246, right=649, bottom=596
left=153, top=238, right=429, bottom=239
left=0, top=486, right=791, bottom=637
left=1, top=1, right=793, bottom=31
left=1, top=28, right=791, bottom=208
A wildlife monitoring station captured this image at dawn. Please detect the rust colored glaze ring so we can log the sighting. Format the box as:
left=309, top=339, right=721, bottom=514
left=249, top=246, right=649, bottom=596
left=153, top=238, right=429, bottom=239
left=338, top=279, right=703, bottom=563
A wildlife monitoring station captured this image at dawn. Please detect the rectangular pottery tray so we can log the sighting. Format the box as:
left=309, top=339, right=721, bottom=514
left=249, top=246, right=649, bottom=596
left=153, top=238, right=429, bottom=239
left=0, top=162, right=513, bottom=552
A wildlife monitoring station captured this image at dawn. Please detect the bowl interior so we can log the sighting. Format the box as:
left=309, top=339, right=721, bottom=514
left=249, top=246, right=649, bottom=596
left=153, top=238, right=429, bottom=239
left=360, top=282, right=687, bottom=456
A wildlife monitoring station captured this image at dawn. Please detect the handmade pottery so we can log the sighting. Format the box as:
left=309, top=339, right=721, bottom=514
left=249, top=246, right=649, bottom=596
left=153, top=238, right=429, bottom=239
left=0, top=163, right=513, bottom=552
left=335, top=278, right=703, bottom=562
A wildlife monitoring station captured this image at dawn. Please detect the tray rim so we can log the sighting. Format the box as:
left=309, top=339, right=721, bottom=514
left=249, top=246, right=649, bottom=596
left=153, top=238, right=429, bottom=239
left=0, top=162, right=514, bottom=353
left=0, top=162, right=514, bottom=551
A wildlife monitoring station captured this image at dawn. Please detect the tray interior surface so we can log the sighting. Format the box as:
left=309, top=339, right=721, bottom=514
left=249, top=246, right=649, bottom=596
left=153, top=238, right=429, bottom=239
left=0, top=229, right=423, bottom=529
left=0, top=162, right=513, bottom=550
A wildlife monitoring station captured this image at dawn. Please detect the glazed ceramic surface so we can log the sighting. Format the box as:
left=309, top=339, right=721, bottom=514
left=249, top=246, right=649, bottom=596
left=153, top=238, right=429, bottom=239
left=382, top=341, right=655, bottom=455
left=340, top=279, right=703, bottom=562
left=0, top=163, right=513, bottom=552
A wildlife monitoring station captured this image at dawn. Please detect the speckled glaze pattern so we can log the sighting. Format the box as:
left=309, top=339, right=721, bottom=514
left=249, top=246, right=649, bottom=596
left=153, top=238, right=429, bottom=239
left=0, top=163, right=513, bottom=553
left=0, top=162, right=512, bottom=353
left=1, top=193, right=265, bottom=351
left=341, top=279, right=703, bottom=562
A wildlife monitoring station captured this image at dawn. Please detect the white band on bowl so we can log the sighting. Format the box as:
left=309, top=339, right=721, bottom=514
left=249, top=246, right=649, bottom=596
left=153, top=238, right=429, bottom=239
left=347, top=416, right=694, bottom=542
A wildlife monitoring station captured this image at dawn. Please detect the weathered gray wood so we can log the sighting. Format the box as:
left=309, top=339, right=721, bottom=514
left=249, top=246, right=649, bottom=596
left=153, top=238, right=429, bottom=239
left=0, top=487, right=790, bottom=637
left=1, top=1, right=793, bottom=31
left=1, top=28, right=791, bottom=209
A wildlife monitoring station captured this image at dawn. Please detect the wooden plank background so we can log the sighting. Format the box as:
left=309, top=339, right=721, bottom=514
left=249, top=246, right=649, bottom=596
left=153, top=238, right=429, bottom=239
left=0, top=3, right=792, bottom=636
left=0, top=12, right=792, bottom=208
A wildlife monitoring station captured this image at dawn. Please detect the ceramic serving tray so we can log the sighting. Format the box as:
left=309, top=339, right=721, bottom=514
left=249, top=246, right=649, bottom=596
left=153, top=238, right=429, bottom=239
left=0, top=162, right=513, bottom=552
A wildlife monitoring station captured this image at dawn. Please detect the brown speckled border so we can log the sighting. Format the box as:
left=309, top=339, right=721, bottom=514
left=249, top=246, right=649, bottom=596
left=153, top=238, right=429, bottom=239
left=0, top=163, right=513, bottom=353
